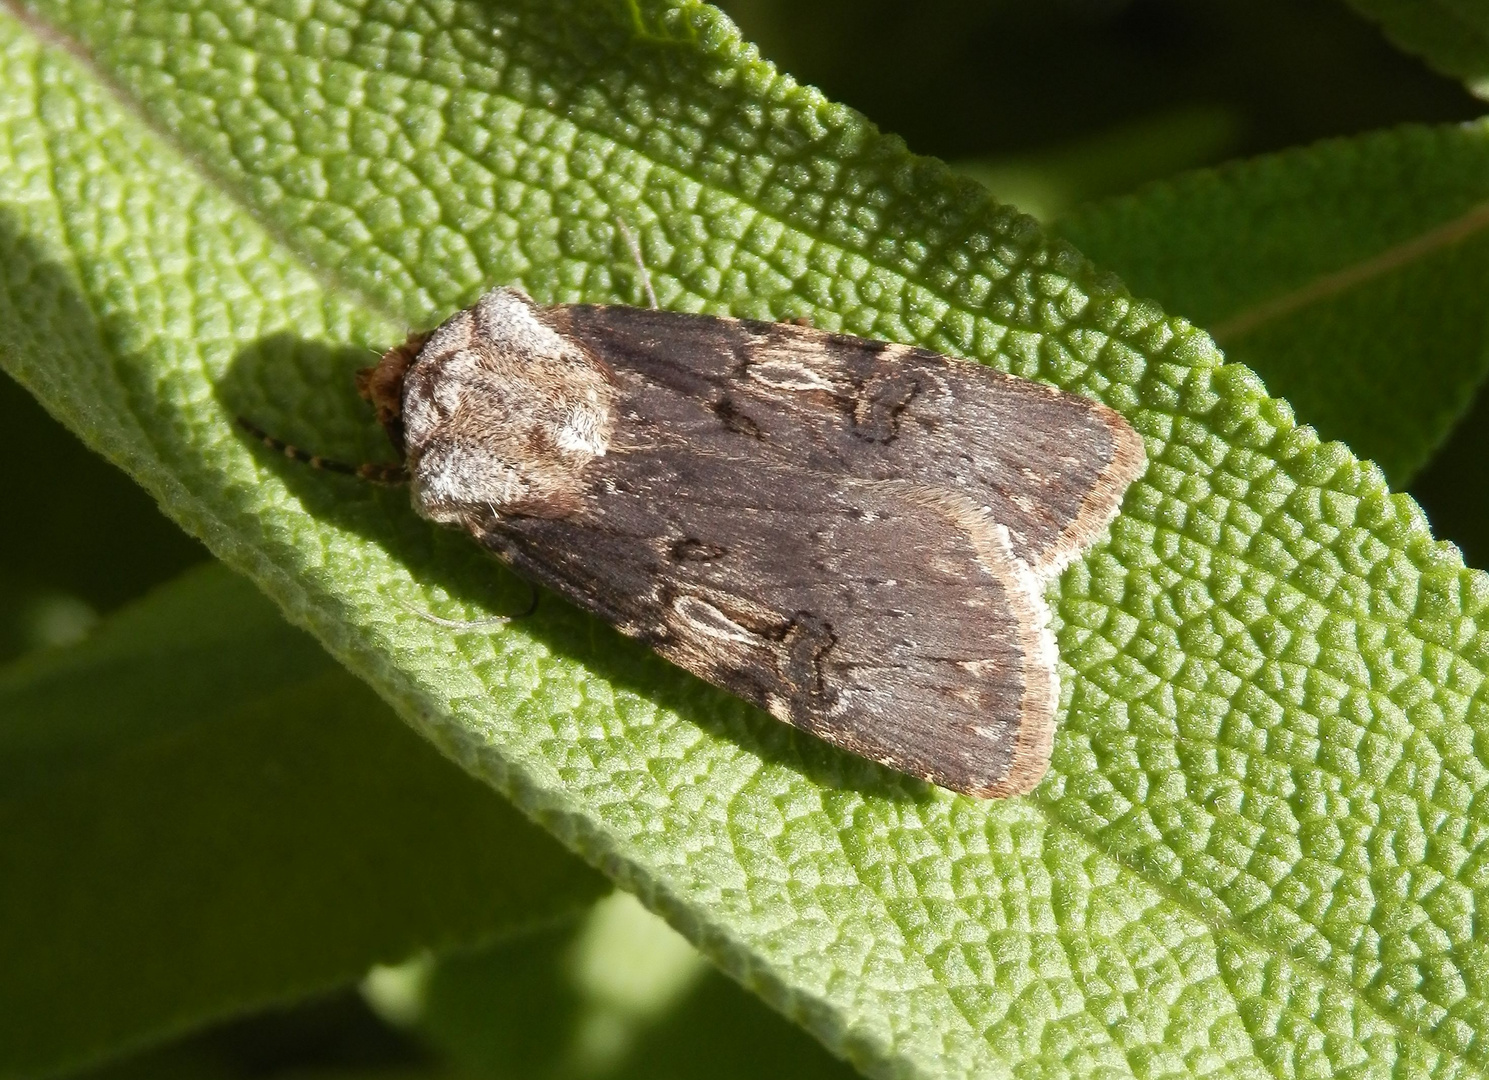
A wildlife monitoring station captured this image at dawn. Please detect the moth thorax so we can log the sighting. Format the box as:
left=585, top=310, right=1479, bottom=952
left=400, top=287, right=618, bottom=523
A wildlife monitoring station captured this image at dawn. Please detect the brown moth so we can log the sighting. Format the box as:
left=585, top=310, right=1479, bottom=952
left=263, top=287, right=1145, bottom=797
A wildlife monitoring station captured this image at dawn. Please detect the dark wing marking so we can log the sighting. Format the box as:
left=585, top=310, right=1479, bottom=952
left=479, top=450, right=1057, bottom=797
left=551, top=304, right=1145, bottom=581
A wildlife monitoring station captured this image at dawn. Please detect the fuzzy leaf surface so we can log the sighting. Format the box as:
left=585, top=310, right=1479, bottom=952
left=2, top=3, right=1489, bottom=1080
left=1057, top=122, right=1489, bottom=485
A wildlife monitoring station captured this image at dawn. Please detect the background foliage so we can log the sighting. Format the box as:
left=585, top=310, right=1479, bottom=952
left=5, top=1, right=1489, bottom=1078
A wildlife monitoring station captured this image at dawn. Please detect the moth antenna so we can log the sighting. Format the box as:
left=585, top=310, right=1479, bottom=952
left=236, top=417, right=408, bottom=484
left=615, top=218, right=658, bottom=309
left=391, top=582, right=539, bottom=631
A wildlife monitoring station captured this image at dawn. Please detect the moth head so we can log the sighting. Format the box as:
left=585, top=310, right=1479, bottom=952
left=373, top=287, right=619, bottom=525
left=356, top=329, right=429, bottom=455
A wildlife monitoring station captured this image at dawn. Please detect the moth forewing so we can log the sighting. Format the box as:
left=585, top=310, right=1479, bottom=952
left=355, top=286, right=1146, bottom=797
left=481, top=461, right=1061, bottom=796
left=550, top=303, right=1147, bottom=582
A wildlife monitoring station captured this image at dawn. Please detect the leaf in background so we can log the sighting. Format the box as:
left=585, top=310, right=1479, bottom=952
left=1411, top=378, right=1489, bottom=569
left=0, top=563, right=604, bottom=1078
left=717, top=0, right=1481, bottom=167
left=1344, top=0, right=1489, bottom=100
left=952, top=105, right=1244, bottom=222
left=365, top=891, right=858, bottom=1080
left=78, top=989, right=442, bottom=1080
left=0, top=371, right=206, bottom=660
left=3, top=3, right=1489, bottom=1080
left=1056, top=121, right=1489, bottom=485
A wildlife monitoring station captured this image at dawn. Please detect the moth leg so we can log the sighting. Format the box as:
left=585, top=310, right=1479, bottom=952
left=236, top=417, right=408, bottom=484
left=612, top=219, right=813, bottom=329
left=615, top=218, right=659, bottom=309
left=390, top=579, right=539, bottom=631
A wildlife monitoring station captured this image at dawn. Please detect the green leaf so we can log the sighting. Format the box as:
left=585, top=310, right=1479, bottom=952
left=366, top=890, right=858, bottom=1080
left=1343, top=0, right=1489, bottom=100
left=0, top=563, right=603, bottom=1078
left=0, top=370, right=206, bottom=660
left=952, top=106, right=1244, bottom=222
left=1412, top=382, right=1489, bottom=570
left=3, top=3, right=1489, bottom=1080
left=75, top=987, right=445, bottom=1080
left=1056, top=121, right=1489, bottom=486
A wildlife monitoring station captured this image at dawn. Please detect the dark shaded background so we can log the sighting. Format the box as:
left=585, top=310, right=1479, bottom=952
left=727, top=0, right=1476, bottom=165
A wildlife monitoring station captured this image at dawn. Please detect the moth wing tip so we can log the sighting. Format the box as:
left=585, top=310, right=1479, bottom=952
left=1019, top=400, right=1148, bottom=582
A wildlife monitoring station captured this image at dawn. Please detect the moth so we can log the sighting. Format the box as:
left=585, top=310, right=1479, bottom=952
left=250, top=287, right=1145, bottom=797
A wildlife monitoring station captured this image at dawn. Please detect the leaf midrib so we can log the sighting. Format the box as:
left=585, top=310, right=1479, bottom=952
left=1210, top=196, right=1489, bottom=344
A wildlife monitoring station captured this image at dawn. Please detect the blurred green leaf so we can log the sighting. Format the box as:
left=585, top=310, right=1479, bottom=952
left=1411, top=378, right=1489, bottom=569
left=1056, top=121, right=1489, bottom=484
left=78, top=988, right=442, bottom=1080
left=0, top=564, right=603, bottom=1078
left=0, top=371, right=206, bottom=660
left=1344, top=0, right=1489, bottom=100
left=3, top=3, right=1489, bottom=1080
left=717, top=0, right=1481, bottom=163
left=367, top=891, right=857, bottom=1080
left=951, top=106, right=1244, bottom=222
